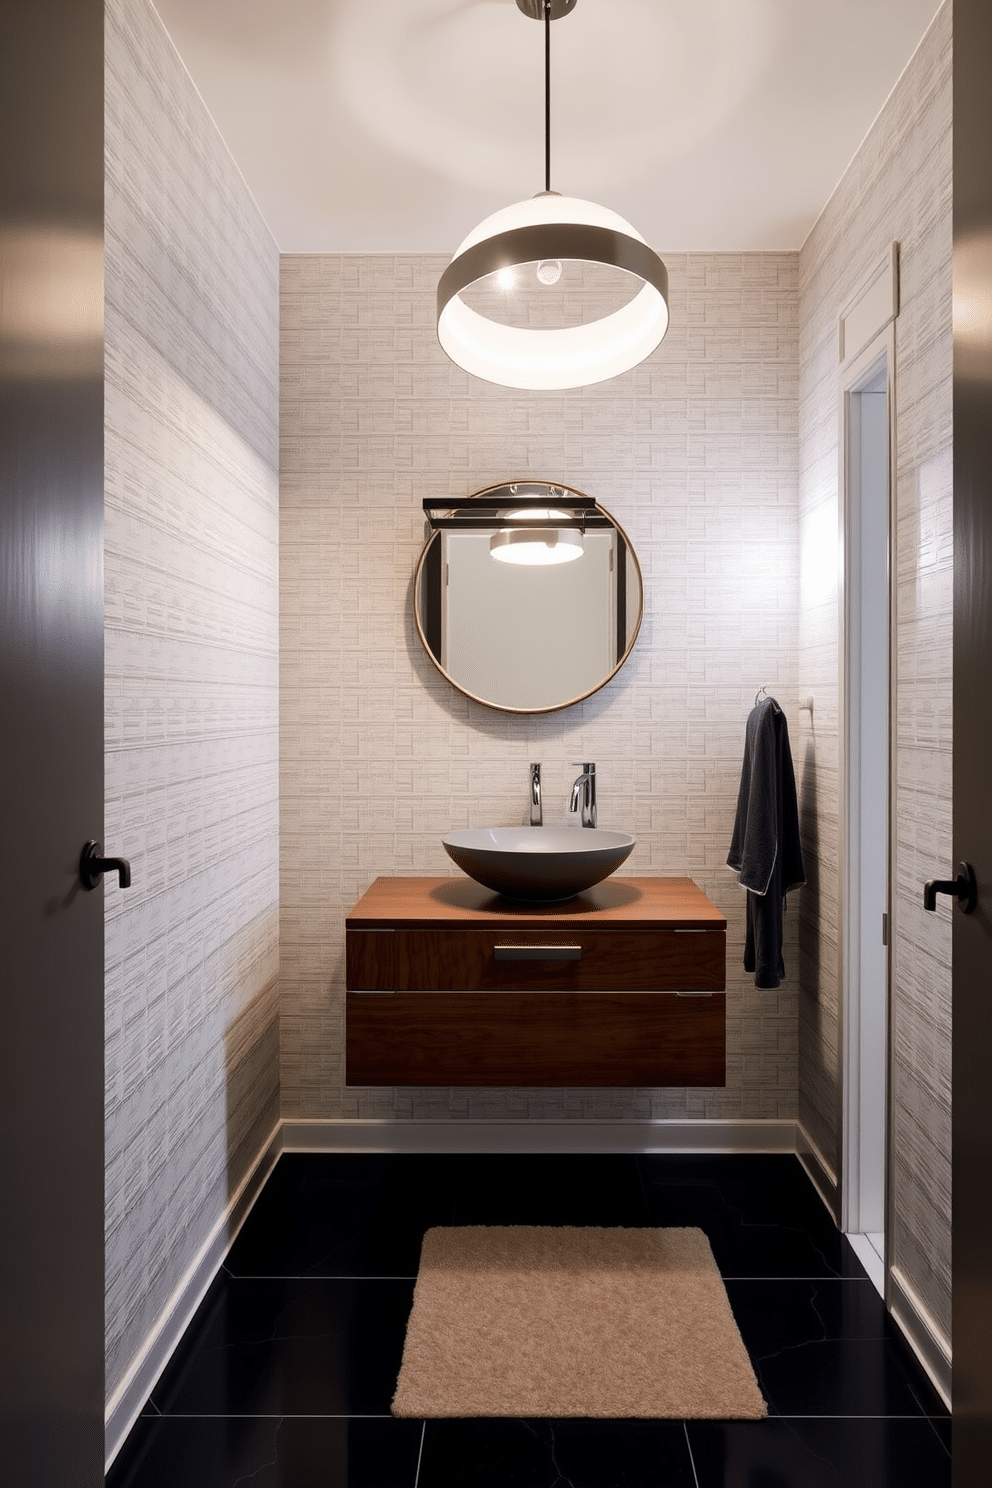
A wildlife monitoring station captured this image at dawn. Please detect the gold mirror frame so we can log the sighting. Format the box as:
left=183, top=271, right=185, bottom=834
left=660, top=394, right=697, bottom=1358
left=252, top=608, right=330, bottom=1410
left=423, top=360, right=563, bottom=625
left=413, top=481, right=644, bottom=714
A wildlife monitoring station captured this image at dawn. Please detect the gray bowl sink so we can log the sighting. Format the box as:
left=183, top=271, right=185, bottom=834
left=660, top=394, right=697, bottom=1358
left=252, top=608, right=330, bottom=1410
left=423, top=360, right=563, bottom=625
left=441, top=826, right=636, bottom=901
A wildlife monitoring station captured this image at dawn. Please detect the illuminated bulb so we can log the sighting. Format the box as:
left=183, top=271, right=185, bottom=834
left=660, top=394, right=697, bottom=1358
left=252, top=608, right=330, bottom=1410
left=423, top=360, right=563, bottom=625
left=536, top=259, right=563, bottom=285
left=505, top=507, right=571, bottom=521
left=496, top=266, right=516, bottom=291
left=490, top=527, right=584, bottom=565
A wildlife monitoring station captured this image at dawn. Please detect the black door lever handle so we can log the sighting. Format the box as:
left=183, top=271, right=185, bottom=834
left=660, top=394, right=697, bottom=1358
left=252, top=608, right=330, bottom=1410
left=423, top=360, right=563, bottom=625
left=80, top=840, right=131, bottom=890
left=923, top=861, right=977, bottom=914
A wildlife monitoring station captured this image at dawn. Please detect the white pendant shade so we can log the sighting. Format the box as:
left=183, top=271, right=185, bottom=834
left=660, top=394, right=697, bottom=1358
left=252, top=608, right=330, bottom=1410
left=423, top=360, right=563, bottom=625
left=452, top=193, right=645, bottom=255
left=438, top=194, right=669, bottom=390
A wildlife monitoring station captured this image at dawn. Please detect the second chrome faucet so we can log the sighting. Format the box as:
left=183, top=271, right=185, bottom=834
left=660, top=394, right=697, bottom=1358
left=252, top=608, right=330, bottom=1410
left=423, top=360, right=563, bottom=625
left=569, top=762, right=597, bottom=828
left=528, top=761, right=597, bottom=828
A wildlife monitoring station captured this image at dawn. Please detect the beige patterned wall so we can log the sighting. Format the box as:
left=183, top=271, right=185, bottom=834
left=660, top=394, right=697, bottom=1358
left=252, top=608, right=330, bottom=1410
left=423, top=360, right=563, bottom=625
left=797, top=2, right=952, bottom=1338
left=104, top=0, right=281, bottom=1404
left=280, top=251, right=802, bottom=1124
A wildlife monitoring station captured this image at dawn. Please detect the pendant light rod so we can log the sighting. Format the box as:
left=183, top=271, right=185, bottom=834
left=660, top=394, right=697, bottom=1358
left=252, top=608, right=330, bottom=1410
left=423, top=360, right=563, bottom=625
left=517, top=0, right=574, bottom=190
left=545, top=0, right=552, bottom=192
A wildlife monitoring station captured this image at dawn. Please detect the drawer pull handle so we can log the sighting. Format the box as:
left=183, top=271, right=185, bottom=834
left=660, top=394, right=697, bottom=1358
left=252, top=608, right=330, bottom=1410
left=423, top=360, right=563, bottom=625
left=494, top=945, right=582, bottom=961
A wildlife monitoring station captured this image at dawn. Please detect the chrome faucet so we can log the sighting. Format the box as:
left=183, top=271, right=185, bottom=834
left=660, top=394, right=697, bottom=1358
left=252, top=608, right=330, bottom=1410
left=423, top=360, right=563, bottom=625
left=529, top=762, right=543, bottom=826
left=569, top=762, right=597, bottom=828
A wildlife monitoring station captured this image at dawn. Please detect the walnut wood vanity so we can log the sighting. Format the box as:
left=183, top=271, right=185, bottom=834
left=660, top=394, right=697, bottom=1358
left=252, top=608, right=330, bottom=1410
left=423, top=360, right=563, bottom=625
left=345, top=876, right=726, bottom=1087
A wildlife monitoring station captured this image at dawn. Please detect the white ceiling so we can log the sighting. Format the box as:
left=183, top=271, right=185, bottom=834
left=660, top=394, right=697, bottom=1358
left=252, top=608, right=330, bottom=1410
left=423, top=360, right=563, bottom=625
left=152, top=0, right=944, bottom=254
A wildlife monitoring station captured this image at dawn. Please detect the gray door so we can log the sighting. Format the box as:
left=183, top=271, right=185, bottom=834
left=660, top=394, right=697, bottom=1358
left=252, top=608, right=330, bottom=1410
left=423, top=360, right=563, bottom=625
left=952, top=1, right=992, bottom=1480
left=0, top=2, right=106, bottom=1482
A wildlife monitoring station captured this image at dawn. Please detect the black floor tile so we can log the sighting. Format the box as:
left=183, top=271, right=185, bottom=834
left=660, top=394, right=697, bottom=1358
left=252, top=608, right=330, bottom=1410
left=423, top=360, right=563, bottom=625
left=227, top=1153, right=459, bottom=1277
left=149, top=1275, right=414, bottom=1417
left=926, top=1411, right=953, bottom=1453
left=105, top=1415, right=424, bottom=1488
left=724, top=1278, right=950, bottom=1420
left=418, top=1418, right=697, bottom=1488
left=448, top=1153, right=649, bottom=1228
left=687, top=1415, right=951, bottom=1488
left=638, top=1153, right=863, bottom=1277
left=110, top=1153, right=952, bottom=1487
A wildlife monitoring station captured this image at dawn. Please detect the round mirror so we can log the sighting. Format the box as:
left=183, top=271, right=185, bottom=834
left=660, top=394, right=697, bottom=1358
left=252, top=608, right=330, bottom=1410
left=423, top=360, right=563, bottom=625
left=414, top=481, right=643, bottom=713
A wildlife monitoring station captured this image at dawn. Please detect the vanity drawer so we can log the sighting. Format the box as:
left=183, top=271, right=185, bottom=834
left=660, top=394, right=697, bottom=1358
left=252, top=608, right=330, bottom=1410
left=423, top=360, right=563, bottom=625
left=346, top=927, right=725, bottom=993
left=346, top=991, right=726, bottom=1087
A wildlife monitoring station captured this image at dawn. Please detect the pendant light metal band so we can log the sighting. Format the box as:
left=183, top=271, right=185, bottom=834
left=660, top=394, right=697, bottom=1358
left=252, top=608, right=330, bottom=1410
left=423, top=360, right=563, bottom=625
left=437, top=222, right=669, bottom=320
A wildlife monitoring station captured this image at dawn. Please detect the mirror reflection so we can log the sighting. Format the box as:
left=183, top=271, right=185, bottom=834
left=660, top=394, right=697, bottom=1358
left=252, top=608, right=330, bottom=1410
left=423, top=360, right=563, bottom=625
left=414, top=482, right=643, bottom=713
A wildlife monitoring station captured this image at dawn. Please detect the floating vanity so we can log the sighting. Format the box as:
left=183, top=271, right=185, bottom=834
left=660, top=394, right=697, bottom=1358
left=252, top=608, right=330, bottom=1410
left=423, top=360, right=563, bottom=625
left=345, top=876, right=726, bottom=1088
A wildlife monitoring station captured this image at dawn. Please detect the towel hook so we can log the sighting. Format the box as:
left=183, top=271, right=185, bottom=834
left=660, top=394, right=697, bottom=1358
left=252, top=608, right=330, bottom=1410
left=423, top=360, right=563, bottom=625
left=754, top=685, right=768, bottom=707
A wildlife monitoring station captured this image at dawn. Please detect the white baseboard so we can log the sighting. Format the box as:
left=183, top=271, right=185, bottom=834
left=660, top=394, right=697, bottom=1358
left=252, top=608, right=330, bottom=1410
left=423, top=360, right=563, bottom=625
left=279, top=1117, right=798, bottom=1155
left=796, top=1122, right=840, bottom=1224
left=104, top=1120, right=282, bottom=1474
left=846, top=1232, right=885, bottom=1297
left=889, top=1263, right=952, bottom=1411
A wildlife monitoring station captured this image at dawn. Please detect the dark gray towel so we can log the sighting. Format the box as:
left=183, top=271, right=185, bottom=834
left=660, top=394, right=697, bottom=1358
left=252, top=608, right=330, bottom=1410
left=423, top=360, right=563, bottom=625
left=727, top=697, right=805, bottom=988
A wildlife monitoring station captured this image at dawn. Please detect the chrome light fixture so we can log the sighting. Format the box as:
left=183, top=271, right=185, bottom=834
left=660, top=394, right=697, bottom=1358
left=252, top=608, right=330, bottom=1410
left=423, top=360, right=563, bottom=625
left=437, top=0, right=669, bottom=391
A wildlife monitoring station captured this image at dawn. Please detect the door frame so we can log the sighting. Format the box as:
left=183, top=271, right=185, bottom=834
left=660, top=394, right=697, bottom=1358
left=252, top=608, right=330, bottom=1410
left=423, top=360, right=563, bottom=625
left=837, top=311, right=897, bottom=1278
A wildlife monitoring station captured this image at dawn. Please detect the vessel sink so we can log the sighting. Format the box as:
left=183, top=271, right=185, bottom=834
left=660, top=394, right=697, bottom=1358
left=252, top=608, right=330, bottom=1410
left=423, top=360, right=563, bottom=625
left=441, top=826, right=635, bottom=901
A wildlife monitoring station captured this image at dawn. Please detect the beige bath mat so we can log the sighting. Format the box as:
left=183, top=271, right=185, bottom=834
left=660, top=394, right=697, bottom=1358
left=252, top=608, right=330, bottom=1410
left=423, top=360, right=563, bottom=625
left=392, top=1225, right=766, bottom=1419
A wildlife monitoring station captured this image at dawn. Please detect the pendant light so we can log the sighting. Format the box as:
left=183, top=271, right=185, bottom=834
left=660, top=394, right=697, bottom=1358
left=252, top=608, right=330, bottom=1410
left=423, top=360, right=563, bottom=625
left=437, top=0, right=669, bottom=391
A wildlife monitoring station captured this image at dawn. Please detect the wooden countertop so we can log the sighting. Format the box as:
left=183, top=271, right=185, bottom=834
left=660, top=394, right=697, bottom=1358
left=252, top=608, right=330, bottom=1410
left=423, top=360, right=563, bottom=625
left=346, top=875, right=726, bottom=931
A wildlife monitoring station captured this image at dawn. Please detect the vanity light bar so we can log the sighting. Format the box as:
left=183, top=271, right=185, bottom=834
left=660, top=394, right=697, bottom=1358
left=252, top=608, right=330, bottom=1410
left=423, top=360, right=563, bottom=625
left=422, top=495, right=597, bottom=511
left=422, top=495, right=611, bottom=533
left=426, top=516, right=611, bottom=531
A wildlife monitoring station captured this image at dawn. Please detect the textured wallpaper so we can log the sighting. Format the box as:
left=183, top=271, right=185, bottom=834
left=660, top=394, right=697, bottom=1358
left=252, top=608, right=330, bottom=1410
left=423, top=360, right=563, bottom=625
left=797, top=3, right=952, bottom=1339
left=104, top=0, right=281, bottom=1404
left=97, top=0, right=952, bottom=1419
left=279, top=250, right=802, bottom=1124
